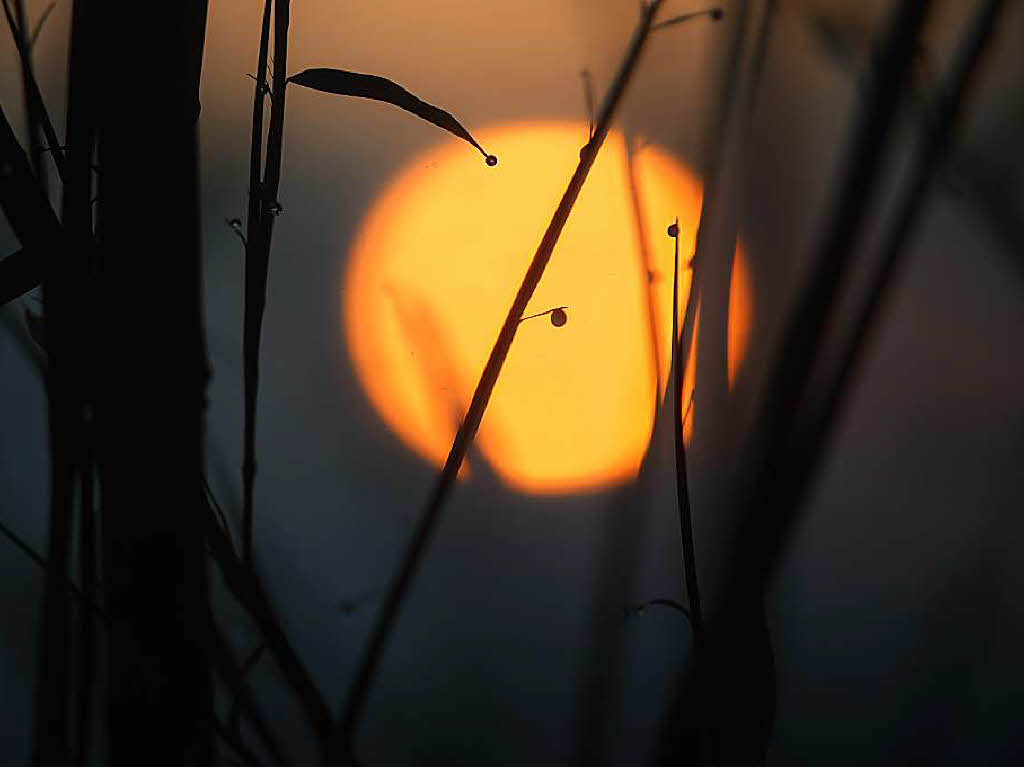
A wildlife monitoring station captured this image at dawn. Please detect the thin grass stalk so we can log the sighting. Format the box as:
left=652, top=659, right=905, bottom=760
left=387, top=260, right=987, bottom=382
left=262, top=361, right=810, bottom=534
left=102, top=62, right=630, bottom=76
left=241, top=0, right=273, bottom=566
left=572, top=137, right=675, bottom=766
left=332, top=2, right=668, bottom=758
left=0, top=92, right=77, bottom=767
left=204, top=496, right=335, bottom=742
left=4, top=498, right=287, bottom=767
left=11, top=0, right=46, bottom=195
left=689, top=0, right=751, bottom=448
left=242, top=0, right=289, bottom=569
left=720, top=0, right=933, bottom=607
left=226, top=643, right=267, bottom=737
left=798, top=0, right=1024, bottom=281
left=783, top=0, right=1006, bottom=554
left=1, top=0, right=66, bottom=181
left=660, top=4, right=777, bottom=760
left=626, top=136, right=663, bottom=406
left=659, top=4, right=934, bottom=765
left=208, top=618, right=291, bottom=767
left=745, top=0, right=777, bottom=107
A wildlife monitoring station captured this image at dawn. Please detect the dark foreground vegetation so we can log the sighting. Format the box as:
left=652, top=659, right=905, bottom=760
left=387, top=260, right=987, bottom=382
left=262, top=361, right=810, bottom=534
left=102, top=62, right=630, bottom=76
left=0, top=0, right=1018, bottom=765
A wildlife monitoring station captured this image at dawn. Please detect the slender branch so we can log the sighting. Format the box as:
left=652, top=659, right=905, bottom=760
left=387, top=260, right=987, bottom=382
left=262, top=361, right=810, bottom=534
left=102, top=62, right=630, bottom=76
left=331, top=2, right=670, bottom=758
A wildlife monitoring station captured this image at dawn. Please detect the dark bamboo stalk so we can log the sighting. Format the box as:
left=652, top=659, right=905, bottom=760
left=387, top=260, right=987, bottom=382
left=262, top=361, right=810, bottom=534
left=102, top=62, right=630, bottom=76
left=93, top=0, right=214, bottom=763
left=241, top=0, right=273, bottom=566
left=331, top=3, right=668, bottom=760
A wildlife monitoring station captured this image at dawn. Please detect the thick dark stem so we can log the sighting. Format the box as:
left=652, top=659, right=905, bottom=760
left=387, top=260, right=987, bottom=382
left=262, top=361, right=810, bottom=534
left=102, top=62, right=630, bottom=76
left=94, top=1, right=214, bottom=763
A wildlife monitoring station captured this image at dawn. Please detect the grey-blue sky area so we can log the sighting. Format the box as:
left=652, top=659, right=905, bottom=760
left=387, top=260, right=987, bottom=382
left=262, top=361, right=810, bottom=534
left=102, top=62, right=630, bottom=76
left=2, top=1, right=1023, bottom=765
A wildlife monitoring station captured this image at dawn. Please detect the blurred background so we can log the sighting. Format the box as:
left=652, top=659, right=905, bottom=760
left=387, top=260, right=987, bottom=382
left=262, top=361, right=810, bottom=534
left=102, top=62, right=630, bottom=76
left=2, top=1, right=1022, bottom=764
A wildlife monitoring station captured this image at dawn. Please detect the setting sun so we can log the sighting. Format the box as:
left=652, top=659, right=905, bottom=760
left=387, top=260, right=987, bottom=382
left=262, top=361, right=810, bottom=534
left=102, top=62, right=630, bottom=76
left=345, top=121, right=751, bottom=494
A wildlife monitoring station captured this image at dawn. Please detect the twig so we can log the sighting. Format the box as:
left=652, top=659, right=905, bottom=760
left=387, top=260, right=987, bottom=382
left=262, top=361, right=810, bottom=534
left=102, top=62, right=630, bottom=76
left=331, top=1, right=672, bottom=758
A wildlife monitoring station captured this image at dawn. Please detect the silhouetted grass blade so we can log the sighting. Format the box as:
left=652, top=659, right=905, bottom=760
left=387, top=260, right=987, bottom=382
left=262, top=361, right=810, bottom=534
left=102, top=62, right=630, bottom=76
left=288, top=68, right=494, bottom=162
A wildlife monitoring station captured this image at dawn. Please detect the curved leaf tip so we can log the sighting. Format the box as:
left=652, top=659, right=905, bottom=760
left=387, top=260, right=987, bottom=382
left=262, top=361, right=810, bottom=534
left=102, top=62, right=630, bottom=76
left=287, top=68, right=496, bottom=165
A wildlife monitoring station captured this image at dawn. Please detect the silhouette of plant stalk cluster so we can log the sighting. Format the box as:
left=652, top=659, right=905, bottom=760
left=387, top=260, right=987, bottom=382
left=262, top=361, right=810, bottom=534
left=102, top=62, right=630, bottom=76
left=0, top=0, right=1010, bottom=765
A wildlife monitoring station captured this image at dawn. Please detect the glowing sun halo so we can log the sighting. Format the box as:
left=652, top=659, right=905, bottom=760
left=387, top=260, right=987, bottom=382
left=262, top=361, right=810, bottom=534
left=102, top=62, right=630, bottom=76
left=345, top=122, right=752, bottom=495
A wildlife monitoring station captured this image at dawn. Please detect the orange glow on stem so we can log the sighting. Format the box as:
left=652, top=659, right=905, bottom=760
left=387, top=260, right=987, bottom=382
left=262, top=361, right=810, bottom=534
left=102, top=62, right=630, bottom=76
left=345, top=122, right=752, bottom=494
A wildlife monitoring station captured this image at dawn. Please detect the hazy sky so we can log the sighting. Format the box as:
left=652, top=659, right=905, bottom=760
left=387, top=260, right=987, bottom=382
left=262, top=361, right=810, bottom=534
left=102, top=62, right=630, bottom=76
left=1, top=1, right=1023, bottom=765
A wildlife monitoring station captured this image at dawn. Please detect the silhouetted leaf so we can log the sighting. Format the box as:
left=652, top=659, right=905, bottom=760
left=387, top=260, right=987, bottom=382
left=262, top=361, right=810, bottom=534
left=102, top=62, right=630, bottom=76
left=287, top=68, right=495, bottom=164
